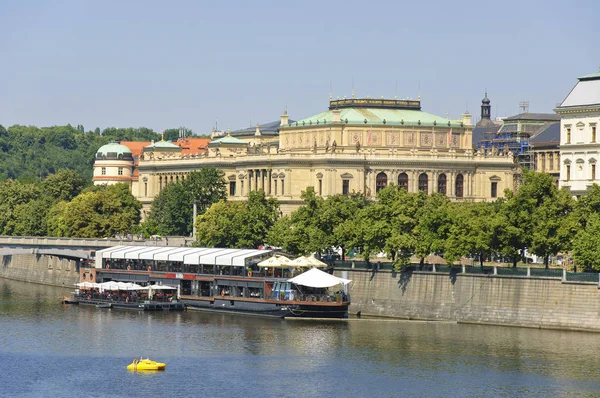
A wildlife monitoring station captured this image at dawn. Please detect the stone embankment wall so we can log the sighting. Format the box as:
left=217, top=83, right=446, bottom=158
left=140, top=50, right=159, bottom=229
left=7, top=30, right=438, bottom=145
left=0, top=254, right=79, bottom=287
left=340, top=269, right=600, bottom=332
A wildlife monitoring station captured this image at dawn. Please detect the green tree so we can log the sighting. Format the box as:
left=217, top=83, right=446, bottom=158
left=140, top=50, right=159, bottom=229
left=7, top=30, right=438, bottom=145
left=414, top=192, right=452, bottom=265
left=42, top=168, right=89, bottom=201
left=184, top=168, right=228, bottom=215
left=572, top=213, right=600, bottom=271
left=445, top=201, right=500, bottom=266
left=195, top=190, right=279, bottom=248
left=163, top=127, right=193, bottom=141
left=46, top=183, right=141, bottom=238
left=147, top=182, right=193, bottom=236
left=530, top=188, right=576, bottom=267
left=267, top=187, right=324, bottom=254
left=0, top=180, right=43, bottom=234
left=495, top=170, right=554, bottom=267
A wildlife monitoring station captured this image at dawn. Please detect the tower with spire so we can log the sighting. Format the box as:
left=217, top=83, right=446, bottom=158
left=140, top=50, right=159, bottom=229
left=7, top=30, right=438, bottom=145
left=476, top=91, right=495, bottom=128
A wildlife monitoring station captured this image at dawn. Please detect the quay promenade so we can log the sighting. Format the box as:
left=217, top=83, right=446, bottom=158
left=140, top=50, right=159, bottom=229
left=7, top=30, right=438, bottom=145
left=3, top=236, right=600, bottom=332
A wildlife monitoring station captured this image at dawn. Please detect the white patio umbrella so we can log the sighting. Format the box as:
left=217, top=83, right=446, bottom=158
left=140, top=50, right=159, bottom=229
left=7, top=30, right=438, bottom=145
left=290, top=256, right=328, bottom=268
left=288, top=267, right=351, bottom=288
left=257, top=255, right=292, bottom=268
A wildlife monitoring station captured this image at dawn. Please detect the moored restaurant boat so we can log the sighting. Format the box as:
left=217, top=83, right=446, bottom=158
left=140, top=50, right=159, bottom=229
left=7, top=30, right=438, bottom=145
left=84, top=246, right=351, bottom=318
left=71, top=281, right=185, bottom=311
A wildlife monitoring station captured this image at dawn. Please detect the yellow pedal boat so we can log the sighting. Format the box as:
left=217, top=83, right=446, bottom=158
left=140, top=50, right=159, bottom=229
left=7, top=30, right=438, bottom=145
left=127, top=358, right=166, bottom=371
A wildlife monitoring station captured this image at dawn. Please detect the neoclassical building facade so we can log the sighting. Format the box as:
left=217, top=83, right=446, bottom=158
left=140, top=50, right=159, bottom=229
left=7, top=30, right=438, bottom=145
left=556, top=68, right=600, bottom=196
left=95, top=98, right=518, bottom=214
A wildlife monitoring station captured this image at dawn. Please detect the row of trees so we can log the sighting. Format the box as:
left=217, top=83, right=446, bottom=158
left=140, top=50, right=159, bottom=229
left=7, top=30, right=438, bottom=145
left=3, top=163, right=600, bottom=271
left=176, top=170, right=600, bottom=271
left=0, top=124, right=207, bottom=182
left=0, top=169, right=141, bottom=238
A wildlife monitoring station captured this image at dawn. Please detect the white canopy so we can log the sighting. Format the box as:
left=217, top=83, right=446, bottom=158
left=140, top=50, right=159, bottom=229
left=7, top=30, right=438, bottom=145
left=287, top=268, right=351, bottom=288
left=75, top=282, right=99, bottom=288
left=290, top=256, right=328, bottom=268
left=97, top=281, right=144, bottom=291
left=148, top=285, right=177, bottom=290
left=95, top=246, right=271, bottom=267
left=257, top=255, right=292, bottom=268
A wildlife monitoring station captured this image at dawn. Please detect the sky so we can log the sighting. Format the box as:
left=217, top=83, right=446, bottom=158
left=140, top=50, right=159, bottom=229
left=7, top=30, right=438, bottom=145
left=1, top=0, right=599, bottom=134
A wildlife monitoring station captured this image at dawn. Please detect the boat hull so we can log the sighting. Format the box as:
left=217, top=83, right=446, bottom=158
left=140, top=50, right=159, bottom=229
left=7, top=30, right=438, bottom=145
left=72, top=298, right=185, bottom=311
left=182, top=297, right=348, bottom=319
left=127, top=360, right=166, bottom=371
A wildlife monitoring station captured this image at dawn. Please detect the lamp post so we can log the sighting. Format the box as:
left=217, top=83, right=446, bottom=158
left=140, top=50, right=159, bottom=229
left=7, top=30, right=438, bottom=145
left=192, top=197, right=197, bottom=239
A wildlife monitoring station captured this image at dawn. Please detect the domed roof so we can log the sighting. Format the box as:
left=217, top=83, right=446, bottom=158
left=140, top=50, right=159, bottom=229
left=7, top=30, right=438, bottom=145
left=482, top=91, right=490, bottom=104
left=96, top=141, right=133, bottom=160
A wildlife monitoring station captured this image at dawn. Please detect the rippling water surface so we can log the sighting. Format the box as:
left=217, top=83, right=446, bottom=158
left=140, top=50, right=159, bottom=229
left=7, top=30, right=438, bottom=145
left=2, top=278, right=600, bottom=397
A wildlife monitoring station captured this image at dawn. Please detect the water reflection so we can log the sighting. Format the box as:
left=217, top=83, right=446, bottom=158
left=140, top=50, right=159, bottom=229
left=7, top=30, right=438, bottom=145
left=2, top=278, right=600, bottom=397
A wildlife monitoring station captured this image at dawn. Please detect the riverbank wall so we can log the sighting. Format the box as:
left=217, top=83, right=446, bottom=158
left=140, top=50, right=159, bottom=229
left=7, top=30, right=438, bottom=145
left=0, top=253, right=79, bottom=287
left=339, top=268, right=600, bottom=332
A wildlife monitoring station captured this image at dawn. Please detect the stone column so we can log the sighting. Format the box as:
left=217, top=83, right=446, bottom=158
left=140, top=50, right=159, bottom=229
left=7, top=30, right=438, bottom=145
left=268, top=170, right=272, bottom=195
left=260, top=169, right=265, bottom=191
left=449, top=172, right=455, bottom=197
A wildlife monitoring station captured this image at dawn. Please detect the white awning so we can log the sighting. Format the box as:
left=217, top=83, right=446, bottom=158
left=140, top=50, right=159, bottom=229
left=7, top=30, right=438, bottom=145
left=124, top=247, right=158, bottom=259
left=149, top=285, right=177, bottom=290
left=287, top=268, right=351, bottom=288
left=153, top=247, right=195, bottom=261
left=97, top=246, right=135, bottom=259
left=138, top=247, right=174, bottom=260
left=167, top=248, right=202, bottom=262
left=95, top=246, right=271, bottom=268
left=218, top=249, right=267, bottom=266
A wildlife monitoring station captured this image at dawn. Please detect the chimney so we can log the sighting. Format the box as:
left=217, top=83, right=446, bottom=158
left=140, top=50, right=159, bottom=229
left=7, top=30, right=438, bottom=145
left=461, top=113, right=472, bottom=126
left=255, top=124, right=261, bottom=136
left=280, top=110, right=289, bottom=126
left=332, top=109, right=341, bottom=123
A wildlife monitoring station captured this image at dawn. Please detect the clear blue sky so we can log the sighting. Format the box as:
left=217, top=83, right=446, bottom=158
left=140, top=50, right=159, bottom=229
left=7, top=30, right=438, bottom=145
left=1, top=0, right=599, bottom=134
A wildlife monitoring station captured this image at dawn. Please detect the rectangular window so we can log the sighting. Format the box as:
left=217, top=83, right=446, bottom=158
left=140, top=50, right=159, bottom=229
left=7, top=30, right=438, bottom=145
left=118, top=167, right=123, bottom=176
left=144, top=183, right=148, bottom=197
left=491, top=182, right=498, bottom=198
left=593, top=126, right=597, bottom=143
left=281, top=180, right=285, bottom=195
left=592, top=164, right=596, bottom=180
left=241, top=181, right=244, bottom=196
left=274, top=180, right=278, bottom=196
left=229, top=181, right=236, bottom=196
left=318, top=180, right=322, bottom=196
left=566, top=128, right=571, bottom=144
left=566, top=165, right=571, bottom=181
left=342, top=179, right=350, bottom=195
left=101, top=167, right=106, bottom=176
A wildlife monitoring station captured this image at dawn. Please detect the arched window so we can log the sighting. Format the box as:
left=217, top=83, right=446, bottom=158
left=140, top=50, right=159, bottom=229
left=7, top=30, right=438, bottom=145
left=398, top=173, right=409, bottom=191
left=418, top=173, right=428, bottom=192
left=455, top=174, right=464, bottom=198
left=437, top=174, right=447, bottom=195
left=376, top=172, right=388, bottom=193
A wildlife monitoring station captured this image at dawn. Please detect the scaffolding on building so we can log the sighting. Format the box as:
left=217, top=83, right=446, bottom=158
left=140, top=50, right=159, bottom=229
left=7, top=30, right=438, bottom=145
left=479, top=122, right=533, bottom=170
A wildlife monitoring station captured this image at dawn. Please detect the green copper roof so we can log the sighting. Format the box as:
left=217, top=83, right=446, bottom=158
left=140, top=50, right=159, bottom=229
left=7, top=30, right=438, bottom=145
left=144, top=140, right=180, bottom=150
left=289, top=107, right=456, bottom=128
left=208, top=135, right=247, bottom=146
left=579, top=67, right=600, bottom=81
left=96, top=141, right=132, bottom=155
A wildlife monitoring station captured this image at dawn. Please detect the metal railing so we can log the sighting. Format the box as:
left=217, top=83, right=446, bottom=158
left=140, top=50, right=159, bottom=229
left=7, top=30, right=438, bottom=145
left=333, top=260, right=600, bottom=287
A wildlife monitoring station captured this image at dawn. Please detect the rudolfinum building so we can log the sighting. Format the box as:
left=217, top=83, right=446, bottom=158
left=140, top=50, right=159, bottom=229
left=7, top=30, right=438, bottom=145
left=94, top=97, right=518, bottom=215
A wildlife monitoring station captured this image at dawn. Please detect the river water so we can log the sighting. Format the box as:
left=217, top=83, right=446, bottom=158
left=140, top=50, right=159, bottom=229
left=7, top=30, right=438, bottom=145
left=2, top=278, right=600, bottom=397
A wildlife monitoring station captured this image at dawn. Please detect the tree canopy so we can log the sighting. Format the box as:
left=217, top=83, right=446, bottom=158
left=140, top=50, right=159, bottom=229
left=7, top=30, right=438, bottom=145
left=145, top=168, right=227, bottom=237
left=195, top=190, right=279, bottom=248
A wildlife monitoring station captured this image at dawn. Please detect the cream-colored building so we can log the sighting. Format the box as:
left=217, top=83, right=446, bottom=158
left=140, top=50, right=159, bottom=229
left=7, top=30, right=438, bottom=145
left=93, top=142, right=135, bottom=185
left=94, top=98, right=518, bottom=215
left=556, top=69, right=600, bottom=196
